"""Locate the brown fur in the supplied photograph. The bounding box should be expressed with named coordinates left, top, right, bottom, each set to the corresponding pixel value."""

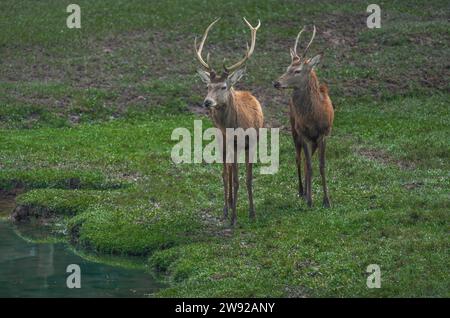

left=275, top=57, right=334, bottom=208
left=208, top=88, right=264, bottom=226
left=289, top=71, right=334, bottom=143
left=210, top=89, right=264, bottom=132
left=194, top=17, right=263, bottom=225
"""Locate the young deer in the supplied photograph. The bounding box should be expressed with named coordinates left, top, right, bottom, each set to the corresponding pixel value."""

left=273, top=26, right=334, bottom=208
left=194, top=18, right=264, bottom=226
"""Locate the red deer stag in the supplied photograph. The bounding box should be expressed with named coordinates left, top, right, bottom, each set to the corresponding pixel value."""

left=273, top=26, right=334, bottom=208
left=194, top=18, right=264, bottom=226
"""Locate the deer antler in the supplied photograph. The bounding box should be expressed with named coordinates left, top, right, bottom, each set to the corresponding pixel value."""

left=292, top=25, right=316, bottom=59
left=223, top=17, right=261, bottom=74
left=302, top=25, right=316, bottom=57
left=292, top=26, right=305, bottom=59
left=194, top=18, right=220, bottom=71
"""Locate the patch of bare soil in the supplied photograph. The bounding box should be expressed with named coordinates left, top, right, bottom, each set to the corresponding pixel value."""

left=403, top=181, right=424, bottom=190
left=0, top=187, right=24, bottom=197
left=356, top=147, right=415, bottom=170
left=284, top=285, right=310, bottom=298
left=188, top=104, right=209, bottom=116
left=199, top=208, right=234, bottom=238
left=321, top=12, right=366, bottom=49
left=1, top=10, right=448, bottom=127
left=0, top=193, right=16, bottom=219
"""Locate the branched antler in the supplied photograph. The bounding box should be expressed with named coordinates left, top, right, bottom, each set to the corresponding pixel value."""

left=194, top=18, right=220, bottom=72
left=223, top=17, right=261, bottom=74
left=292, top=25, right=316, bottom=60
left=194, top=18, right=261, bottom=76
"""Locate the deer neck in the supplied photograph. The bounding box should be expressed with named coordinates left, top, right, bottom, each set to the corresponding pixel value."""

left=292, top=71, right=320, bottom=114
left=211, top=88, right=238, bottom=132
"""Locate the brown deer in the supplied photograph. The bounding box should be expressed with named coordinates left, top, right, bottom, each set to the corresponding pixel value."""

left=194, top=18, right=264, bottom=226
left=273, top=26, right=334, bottom=208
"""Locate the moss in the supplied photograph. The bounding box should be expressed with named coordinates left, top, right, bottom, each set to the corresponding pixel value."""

left=67, top=204, right=203, bottom=255
left=15, top=189, right=106, bottom=215
left=149, top=247, right=181, bottom=273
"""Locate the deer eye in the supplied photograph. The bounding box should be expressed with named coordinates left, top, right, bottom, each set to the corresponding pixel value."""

left=294, top=70, right=301, bottom=74
left=221, top=85, right=227, bottom=90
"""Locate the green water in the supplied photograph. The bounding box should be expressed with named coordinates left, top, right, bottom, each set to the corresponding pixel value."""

left=0, top=198, right=163, bottom=297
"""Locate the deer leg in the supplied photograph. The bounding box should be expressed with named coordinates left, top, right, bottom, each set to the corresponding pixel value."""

left=294, top=140, right=304, bottom=198
left=221, top=141, right=228, bottom=218
left=222, top=143, right=230, bottom=220
left=302, top=142, right=313, bottom=208
left=245, top=148, right=255, bottom=220
left=222, top=162, right=229, bottom=219
left=303, top=159, right=308, bottom=201
left=231, top=160, right=239, bottom=227
left=319, top=139, right=331, bottom=208
left=291, top=121, right=304, bottom=197
left=228, top=164, right=233, bottom=213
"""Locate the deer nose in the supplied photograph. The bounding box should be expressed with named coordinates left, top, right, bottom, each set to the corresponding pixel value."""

left=203, top=99, right=213, bottom=108
left=273, top=81, right=281, bottom=89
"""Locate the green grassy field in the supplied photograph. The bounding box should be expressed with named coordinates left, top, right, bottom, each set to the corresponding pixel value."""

left=0, top=0, right=449, bottom=297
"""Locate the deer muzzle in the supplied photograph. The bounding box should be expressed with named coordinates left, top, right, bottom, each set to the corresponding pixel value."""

left=203, top=99, right=216, bottom=108
left=273, top=81, right=282, bottom=89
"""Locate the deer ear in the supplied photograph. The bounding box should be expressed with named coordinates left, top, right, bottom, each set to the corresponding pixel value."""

left=308, top=54, right=322, bottom=68
left=197, top=69, right=210, bottom=84
left=227, top=68, right=245, bottom=86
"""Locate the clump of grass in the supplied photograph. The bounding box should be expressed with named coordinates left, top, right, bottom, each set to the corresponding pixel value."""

left=15, top=188, right=108, bottom=216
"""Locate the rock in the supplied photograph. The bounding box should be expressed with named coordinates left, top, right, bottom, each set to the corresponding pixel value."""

left=68, top=177, right=81, bottom=189
left=10, top=205, right=29, bottom=222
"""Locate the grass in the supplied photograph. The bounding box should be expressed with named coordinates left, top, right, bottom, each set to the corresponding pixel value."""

left=0, top=0, right=449, bottom=297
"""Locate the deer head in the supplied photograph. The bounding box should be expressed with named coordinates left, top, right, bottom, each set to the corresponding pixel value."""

left=194, top=18, right=260, bottom=108
left=273, top=25, right=321, bottom=90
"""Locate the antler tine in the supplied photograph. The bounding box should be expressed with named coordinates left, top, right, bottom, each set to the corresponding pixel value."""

left=293, top=26, right=305, bottom=58
left=224, top=17, right=261, bottom=73
left=243, top=17, right=260, bottom=58
left=243, top=17, right=261, bottom=33
left=194, top=18, right=220, bottom=70
left=302, top=25, right=316, bottom=58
